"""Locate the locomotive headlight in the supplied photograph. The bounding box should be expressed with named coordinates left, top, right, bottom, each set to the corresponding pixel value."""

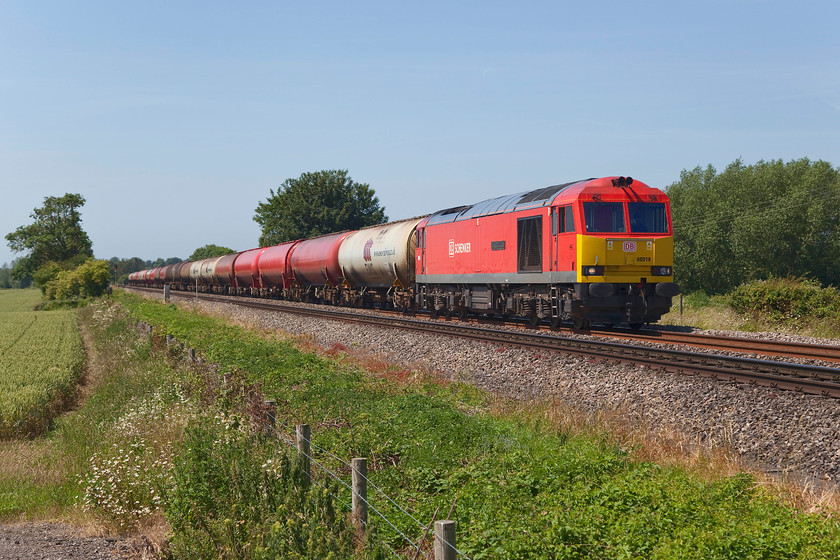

left=651, top=266, right=672, bottom=276
left=583, top=265, right=604, bottom=276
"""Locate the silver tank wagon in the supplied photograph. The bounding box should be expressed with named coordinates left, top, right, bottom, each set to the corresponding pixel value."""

left=338, top=218, right=423, bottom=289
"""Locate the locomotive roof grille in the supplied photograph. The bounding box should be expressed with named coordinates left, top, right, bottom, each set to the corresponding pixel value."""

left=426, top=178, right=595, bottom=225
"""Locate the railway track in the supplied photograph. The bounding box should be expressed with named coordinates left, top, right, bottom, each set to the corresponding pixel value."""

left=576, top=326, right=840, bottom=364
left=129, top=287, right=840, bottom=398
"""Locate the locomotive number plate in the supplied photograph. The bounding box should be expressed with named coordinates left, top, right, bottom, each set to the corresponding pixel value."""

left=623, top=241, right=637, bottom=252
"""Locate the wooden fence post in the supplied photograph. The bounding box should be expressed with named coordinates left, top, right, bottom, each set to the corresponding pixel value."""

left=296, top=424, right=311, bottom=480
left=352, top=458, right=367, bottom=530
left=434, top=520, right=456, bottom=560
left=264, top=400, right=276, bottom=429
left=163, top=284, right=170, bottom=303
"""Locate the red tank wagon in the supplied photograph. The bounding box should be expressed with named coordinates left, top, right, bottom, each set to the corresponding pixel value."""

left=258, top=241, right=301, bottom=295
left=233, top=248, right=267, bottom=294
left=288, top=232, right=352, bottom=304
left=213, top=253, right=239, bottom=292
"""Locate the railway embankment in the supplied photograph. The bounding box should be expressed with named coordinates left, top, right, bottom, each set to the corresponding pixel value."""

left=114, top=288, right=840, bottom=557
left=4, top=286, right=839, bottom=558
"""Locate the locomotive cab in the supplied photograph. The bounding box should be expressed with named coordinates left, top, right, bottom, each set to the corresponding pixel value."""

left=572, top=179, right=679, bottom=327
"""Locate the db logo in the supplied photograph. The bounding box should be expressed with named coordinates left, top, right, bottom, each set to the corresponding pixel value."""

left=623, top=241, right=637, bottom=252
left=363, top=239, right=373, bottom=262
left=448, top=239, right=455, bottom=257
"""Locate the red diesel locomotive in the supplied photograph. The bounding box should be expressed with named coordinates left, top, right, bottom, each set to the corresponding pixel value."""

left=129, top=176, right=678, bottom=328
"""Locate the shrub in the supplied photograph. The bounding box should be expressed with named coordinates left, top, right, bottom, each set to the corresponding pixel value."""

left=44, top=258, right=112, bottom=301
left=32, top=262, right=64, bottom=295
left=727, top=277, right=840, bottom=323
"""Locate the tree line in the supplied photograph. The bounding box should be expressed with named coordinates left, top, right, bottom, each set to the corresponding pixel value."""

left=667, top=158, right=840, bottom=294
left=6, top=163, right=839, bottom=298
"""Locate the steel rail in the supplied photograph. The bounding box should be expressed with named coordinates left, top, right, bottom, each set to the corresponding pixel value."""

left=580, top=327, right=840, bottom=363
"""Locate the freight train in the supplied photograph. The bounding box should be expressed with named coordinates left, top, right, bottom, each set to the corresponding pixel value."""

left=129, top=176, right=679, bottom=329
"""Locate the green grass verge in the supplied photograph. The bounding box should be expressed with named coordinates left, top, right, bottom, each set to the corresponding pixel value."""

left=118, top=291, right=840, bottom=559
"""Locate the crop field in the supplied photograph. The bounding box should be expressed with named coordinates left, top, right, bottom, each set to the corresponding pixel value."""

left=0, top=289, right=84, bottom=437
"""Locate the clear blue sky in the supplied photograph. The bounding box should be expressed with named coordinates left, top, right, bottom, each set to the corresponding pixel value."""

left=2, top=1, right=838, bottom=265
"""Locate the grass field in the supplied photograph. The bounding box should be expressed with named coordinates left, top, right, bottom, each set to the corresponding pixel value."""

left=0, top=289, right=84, bottom=438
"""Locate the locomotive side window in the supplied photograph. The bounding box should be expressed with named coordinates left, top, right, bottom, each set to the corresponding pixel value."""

left=551, top=206, right=575, bottom=234
left=563, top=206, right=575, bottom=233
left=628, top=203, right=668, bottom=233
left=517, top=216, right=543, bottom=272
left=583, top=202, right=626, bottom=233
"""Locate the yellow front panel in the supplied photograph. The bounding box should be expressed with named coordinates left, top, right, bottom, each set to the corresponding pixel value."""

left=576, top=235, right=674, bottom=283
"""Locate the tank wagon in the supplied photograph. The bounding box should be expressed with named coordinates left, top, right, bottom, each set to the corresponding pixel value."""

left=288, top=232, right=353, bottom=303
left=337, top=218, right=423, bottom=308
left=128, top=176, right=678, bottom=328
left=257, top=241, right=300, bottom=297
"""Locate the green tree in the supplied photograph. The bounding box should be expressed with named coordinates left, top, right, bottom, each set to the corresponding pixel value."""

left=0, top=262, right=32, bottom=289
left=188, top=244, right=235, bottom=261
left=5, top=193, right=93, bottom=281
left=253, top=169, right=387, bottom=246
left=668, top=158, right=840, bottom=294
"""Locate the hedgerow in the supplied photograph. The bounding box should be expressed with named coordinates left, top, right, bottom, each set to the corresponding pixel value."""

left=727, top=277, right=840, bottom=324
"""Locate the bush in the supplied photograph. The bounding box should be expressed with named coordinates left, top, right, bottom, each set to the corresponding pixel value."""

left=44, top=259, right=111, bottom=301
left=727, top=277, right=840, bottom=323
left=32, top=262, right=64, bottom=295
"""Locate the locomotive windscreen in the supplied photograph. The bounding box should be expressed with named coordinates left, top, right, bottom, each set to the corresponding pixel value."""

left=628, top=203, right=668, bottom=233
left=584, top=202, right=626, bottom=233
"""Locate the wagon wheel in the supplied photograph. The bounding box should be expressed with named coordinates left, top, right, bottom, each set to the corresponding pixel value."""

left=456, top=306, right=468, bottom=320
left=444, top=307, right=454, bottom=319
left=629, top=322, right=643, bottom=330
left=429, top=306, right=439, bottom=319
left=572, top=317, right=589, bottom=330
left=403, top=302, right=418, bottom=316
left=528, top=313, right=541, bottom=327
left=549, top=316, right=562, bottom=328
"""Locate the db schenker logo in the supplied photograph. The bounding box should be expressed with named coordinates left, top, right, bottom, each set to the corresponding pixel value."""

left=448, top=239, right=471, bottom=257
left=363, top=239, right=374, bottom=262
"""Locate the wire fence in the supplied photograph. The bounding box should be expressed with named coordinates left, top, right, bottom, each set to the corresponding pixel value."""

left=272, top=416, right=473, bottom=560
